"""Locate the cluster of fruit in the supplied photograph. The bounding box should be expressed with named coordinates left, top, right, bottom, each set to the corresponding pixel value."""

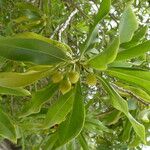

left=51, top=71, right=97, bottom=94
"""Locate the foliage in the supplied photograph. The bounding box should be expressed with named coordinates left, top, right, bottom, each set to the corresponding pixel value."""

left=0, top=0, right=150, bottom=149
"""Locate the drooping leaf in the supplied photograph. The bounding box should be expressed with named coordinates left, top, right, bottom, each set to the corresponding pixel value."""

left=115, top=82, right=150, bottom=103
left=0, top=86, right=30, bottom=96
left=43, top=89, right=74, bottom=129
left=20, top=84, right=58, bottom=118
left=0, top=34, right=70, bottom=65
left=54, top=82, right=85, bottom=148
left=81, top=0, right=111, bottom=54
left=98, top=76, right=145, bottom=143
left=0, top=109, right=17, bottom=142
left=107, top=68, right=150, bottom=94
left=0, top=65, right=51, bottom=87
left=88, top=37, right=120, bottom=70
left=119, top=5, right=138, bottom=43
left=116, top=40, right=150, bottom=61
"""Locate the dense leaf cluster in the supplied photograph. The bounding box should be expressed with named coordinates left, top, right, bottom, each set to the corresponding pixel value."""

left=0, top=0, right=150, bottom=149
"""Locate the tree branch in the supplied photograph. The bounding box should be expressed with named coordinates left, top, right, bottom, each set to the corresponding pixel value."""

left=50, top=9, right=78, bottom=40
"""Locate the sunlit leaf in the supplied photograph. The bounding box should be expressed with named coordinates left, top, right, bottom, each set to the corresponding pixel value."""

left=119, top=5, right=138, bottom=43
left=88, top=37, right=119, bottom=70
left=121, top=26, right=148, bottom=49
left=0, top=86, right=30, bottom=96
left=116, top=41, right=150, bottom=61
left=107, top=68, right=150, bottom=94
left=0, top=65, right=51, bottom=87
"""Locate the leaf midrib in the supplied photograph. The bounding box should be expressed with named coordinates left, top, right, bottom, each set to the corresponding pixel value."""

left=0, top=43, right=67, bottom=62
left=45, top=93, right=74, bottom=128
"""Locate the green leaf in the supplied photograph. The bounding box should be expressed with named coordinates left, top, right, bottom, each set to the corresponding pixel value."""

left=98, top=77, right=145, bottom=143
left=115, top=83, right=150, bottom=103
left=20, top=84, right=58, bottom=118
left=94, top=0, right=111, bottom=25
left=16, top=2, right=42, bottom=15
left=15, top=32, right=72, bottom=53
left=0, top=0, right=6, bottom=7
left=54, top=82, right=85, bottom=148
left=0, top=33, right=70, bottom=65
left=78, top=133, right=89, bottom=150
left=0, top=86, right=30, bottom=96
left=81, top=25, right=99, bottom=54
left=138, top=109, right=150, bottom=123
left=129, top=135, right=141, bottom=148
left=102, top=110, right=122, bottom=125
left=88, top=37, right=120, bottom=70
left=121, top=120, right=132, bottom=142
left=85, top=118, right=112, bottom=133
left=107, top=68, right=150, bottom=94
left=44, top=133, right=58, bottom=150
left=0, top=65, right=51, bottom=87
left=120, top=26, right=148, bottom=49
left=119, top=5, right=138, bottom=43
left=0, top=109, right=17, bottom=142
left=43, top=89, right=74, bottom=129
left=81, top=0, right=111, bottom=54
left=115, top=40, right=150, bottom=61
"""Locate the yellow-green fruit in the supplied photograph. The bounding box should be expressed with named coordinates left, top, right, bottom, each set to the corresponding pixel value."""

left=68, top=71, right=80, bottom=84
left=51, top=71, right=63, bottom=83
left=86, top=74, right=97, bottom=86
left=59, top=79, right=71, bottom=95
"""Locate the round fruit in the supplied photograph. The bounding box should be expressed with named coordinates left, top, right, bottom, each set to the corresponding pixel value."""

left=51, top=71, right=63, bottom=83
left=68, top=71, right=80, bottom=84
left=59, top=78, right=71, bottom=95
left=86, top=73, right=97, bottom=86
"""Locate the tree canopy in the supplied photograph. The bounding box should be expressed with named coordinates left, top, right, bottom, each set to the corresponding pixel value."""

left=0, top=0, right=150, bottom=149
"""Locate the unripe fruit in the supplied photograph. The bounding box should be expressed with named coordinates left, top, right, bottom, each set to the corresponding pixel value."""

left=51, top=71, right=63, bottom=83
left=86, top=73, right=97, bottom=86
left=59, top=78, right=71, bottom=95
left=68, top=71, right=80, bottom=84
